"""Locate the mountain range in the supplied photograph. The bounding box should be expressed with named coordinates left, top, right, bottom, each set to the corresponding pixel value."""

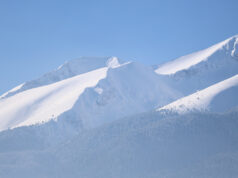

left=0, top=35, right=238, bottom=178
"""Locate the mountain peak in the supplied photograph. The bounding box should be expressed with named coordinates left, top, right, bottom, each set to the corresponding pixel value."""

left=0, top=60, right=180, bottom=131
left=155, top=35, right=238, bottom=75
left=106, top=57, right=121, bottom=68
left=1, top=56, right=123, bottom=99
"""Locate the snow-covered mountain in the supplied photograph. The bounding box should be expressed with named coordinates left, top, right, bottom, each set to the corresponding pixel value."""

left=0, top=57, right=181, bottom=132
left=155, top=35, right=238, bottom=113
left=155, top=35, right=238, bottom=75
left=1, top=57, right=123, bottom=99
left=156, top=35, right=238, bottom=96
left=158, top=74, right=238, bottom=113
left=0, top=35, right=238, bottom=132
left=0, top=35, right=238, bottom=178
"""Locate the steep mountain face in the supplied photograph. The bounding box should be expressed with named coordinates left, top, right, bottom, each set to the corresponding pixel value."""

left=156, top=35, right=238, bottom=96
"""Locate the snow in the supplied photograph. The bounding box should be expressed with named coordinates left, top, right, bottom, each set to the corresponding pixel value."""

left=57, top=61, right=182, bottom=129
left=94, top=87, right=103, bottom=94
left=0, top=83, right=24, bottom=99
left=158, top=74, right=238, bottom=113
left=1, top=35, right=238, bottom=132
left=0, top=67, right=108, bottom=131
left=1, top=57, right=123, bottom=99
left=106, top=56, right=121, bottom=68
left=232, top=37, right=238, bottom=57
left=0, top=35, right=238, bottom=178
left=0, top=61, right=181, bottom=132
left=155, top=35, right=238, bottom=75
left=154, top=35, right=238, bottom=99
left=1, top=35, right=238, bottom=131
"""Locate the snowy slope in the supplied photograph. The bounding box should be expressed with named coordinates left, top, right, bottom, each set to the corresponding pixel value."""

left=156, top=35, right=238, bottom=75
left=57, top=62, right=182, bottom=129
left=158, top=74, right=238, bottom=113
left=1, top=57, right=122, bottom=99
left=155, top=35, right=238, bottom=96
left=0, top=67, right=108, bottom=131
left=0, top=35, right=238, bottom=178
left=0, top=60, right=181, bottom=132
left=1, top=35, right=238, bottom=132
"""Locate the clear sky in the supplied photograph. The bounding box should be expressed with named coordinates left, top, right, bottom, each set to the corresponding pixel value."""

left=0, top=0, right=238, bottom=94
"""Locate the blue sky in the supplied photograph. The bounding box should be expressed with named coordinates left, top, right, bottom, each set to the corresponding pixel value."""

left=0, top=0, right=238, bottom=94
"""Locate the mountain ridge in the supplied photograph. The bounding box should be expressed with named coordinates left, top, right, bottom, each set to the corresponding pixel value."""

left=158, top=74, right=238, bottom=113
left=0, top=35, right=238, bottom=178
left=0, top=56, right=123, bottom=99
left=0, top=61, right=181, bottom=131
left=0, top=35, right=238, bottom=132
left=155, top=34, right=238, bottom=75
